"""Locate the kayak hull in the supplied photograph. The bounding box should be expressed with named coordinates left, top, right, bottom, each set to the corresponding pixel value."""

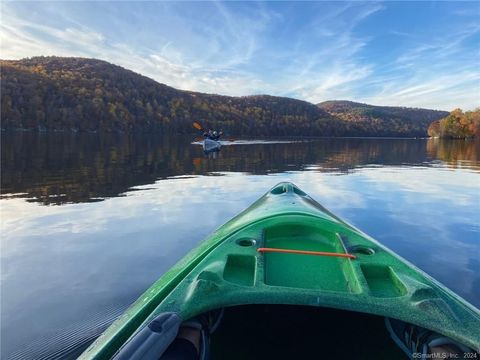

left=79, top=183, right=480, bottom=359
left=203, top=138, right=221, bottom=152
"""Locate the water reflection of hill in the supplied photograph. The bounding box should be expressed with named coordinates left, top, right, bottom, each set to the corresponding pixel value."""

left=1, top=132, right=478, bottom=205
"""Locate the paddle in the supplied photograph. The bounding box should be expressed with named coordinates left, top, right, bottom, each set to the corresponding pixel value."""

left=193, top=122, right=204, bottom=131
left=193, top=121, right=225, bottom=141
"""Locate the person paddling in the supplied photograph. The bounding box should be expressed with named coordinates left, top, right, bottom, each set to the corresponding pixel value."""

left=211, top=131, right=222, bottom=141
left=202, top=129, right=222, bottom=141
left=194, top=121, right=222, bottom=141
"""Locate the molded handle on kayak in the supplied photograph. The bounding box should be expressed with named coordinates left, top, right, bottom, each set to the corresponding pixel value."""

left=112, top=312, right=181, bottom=360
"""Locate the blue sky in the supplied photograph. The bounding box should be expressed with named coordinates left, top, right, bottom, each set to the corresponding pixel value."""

left=1, top=1, right=479, bottom=110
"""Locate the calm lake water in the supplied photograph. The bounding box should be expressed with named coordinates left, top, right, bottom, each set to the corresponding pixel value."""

left=1, top=132, right=479, bottom=359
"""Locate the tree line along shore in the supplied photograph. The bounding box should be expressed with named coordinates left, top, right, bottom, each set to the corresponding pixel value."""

left=1, top=56, right=477, bottom=138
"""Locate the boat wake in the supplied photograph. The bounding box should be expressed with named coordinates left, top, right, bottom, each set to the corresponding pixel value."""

left=191, top=139, right=308, bottom=146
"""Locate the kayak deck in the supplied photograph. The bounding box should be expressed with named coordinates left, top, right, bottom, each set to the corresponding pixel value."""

left=262, top=222, right=359, bottom=291
left=80, top=182, right=480, bottom=359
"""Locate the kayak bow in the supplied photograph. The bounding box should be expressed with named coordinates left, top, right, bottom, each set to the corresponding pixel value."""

left=79, top=182, right=480, bottom=359
left=203, top=138, right=221, bottom=153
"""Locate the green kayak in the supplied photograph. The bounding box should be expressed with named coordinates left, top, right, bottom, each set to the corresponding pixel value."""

left=80, top=182, right=479, bottom=359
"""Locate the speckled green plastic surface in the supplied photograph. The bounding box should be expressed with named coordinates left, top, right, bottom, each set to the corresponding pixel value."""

left=79, top=182, right=480, bottom=359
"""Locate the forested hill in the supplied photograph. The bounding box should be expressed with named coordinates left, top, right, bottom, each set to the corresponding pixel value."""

left=317, top=101, right=449, bottom=137
left=1, top=56, right=448, bottom=136
left=0, top=57, right=335, bottom=135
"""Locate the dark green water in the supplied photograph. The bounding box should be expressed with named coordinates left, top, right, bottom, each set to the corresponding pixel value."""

left=1, top=132, right=479, bottom=359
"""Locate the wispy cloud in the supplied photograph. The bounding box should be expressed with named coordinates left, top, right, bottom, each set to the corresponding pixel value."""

left=394, top=23, right=480, bottom=66
left=362, top=21, right=480, bottom=110
left=0, top=2, right=273, bottom=95
left=0, top=1, right=478, bottom=109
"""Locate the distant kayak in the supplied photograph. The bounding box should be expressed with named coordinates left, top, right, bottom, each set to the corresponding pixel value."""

left=192, top=139, right=308, bottom=146
left=79, top=183, right=479, bottom=359
left=203, top=138, right=221, bottom=152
